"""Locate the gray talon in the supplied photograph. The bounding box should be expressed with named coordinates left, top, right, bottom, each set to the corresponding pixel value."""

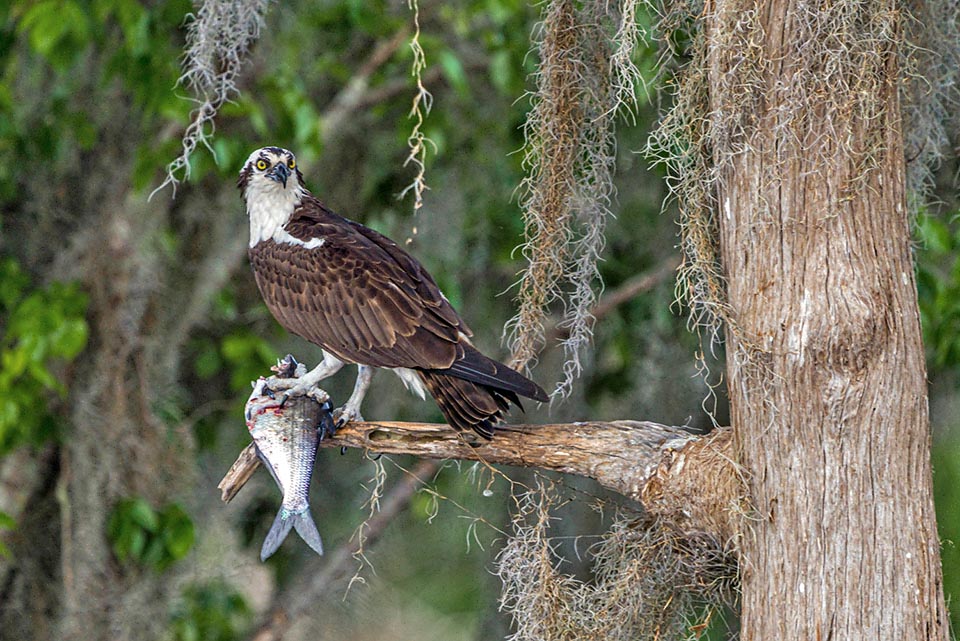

left=318, top=405, right=337, bottom=440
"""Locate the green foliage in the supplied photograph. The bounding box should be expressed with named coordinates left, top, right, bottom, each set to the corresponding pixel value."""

left=3, top=0, right=191, bottom=199
left=932, top=438, right=960, bottom=630
left=0, top=258, right=88, bottom=454
left=107, top=497, right=195, bottom=571
left=916, top=212, right=960, bottom=370
left=168, top=581, right=252, bottom=641
left=220, top=329, right=278, bottom=392
left=17, top=0, right=91, bottom=69
left=0, top=510, right=15, bottom=558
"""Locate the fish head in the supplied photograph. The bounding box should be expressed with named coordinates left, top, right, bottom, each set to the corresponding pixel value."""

left=245, top=377, right=284, bottom=431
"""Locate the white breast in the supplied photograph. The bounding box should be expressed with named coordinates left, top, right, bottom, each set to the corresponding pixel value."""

left=247, top=185, right=310, bottom=248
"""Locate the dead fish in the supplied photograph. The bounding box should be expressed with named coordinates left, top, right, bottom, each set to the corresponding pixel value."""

left=245, top=374, right=335, bottom=561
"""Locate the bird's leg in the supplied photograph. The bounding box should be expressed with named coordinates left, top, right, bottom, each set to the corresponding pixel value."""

left=270, top=351, right=344, bottom=406
left=334, top=365, right=374, bottom=428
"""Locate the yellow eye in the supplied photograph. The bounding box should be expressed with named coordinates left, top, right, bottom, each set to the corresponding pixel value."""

left=255, top=159, right=268, bottom=171
left=288, top=158, right=296, bottom=169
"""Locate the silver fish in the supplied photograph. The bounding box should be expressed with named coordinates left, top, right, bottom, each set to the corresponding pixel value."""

left=245, top=372, right=334, bottom=561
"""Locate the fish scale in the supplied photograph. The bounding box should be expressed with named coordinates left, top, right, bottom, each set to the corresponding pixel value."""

left=245, top=372, right=331, bottom=561
left=250, top=409, right=318, bottom=515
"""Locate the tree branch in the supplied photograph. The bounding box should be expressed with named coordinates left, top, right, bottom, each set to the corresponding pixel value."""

left=320, top=28, right=411, bottom=142
left=220, top=403, right=741, bottom=545
left=588, top=257, right=681, bottom=322
left=545, top=256, right=680, bottom=342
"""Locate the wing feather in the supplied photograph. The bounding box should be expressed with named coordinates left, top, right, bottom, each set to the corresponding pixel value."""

left=249, top=199, right=468, bottom=370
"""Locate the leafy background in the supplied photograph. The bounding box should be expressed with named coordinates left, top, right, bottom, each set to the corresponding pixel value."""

left=0, top=0, right=957, bottom=639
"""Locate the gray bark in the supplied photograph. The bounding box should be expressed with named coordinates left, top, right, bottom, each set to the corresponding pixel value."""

left=706, top=0, right=949, bottom=637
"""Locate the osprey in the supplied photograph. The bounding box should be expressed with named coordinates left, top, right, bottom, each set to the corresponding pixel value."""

left=239, top=146, right=548, bottom=438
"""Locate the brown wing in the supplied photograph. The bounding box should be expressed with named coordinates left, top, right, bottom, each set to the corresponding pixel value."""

left=248, top=200, right=470, bottom=370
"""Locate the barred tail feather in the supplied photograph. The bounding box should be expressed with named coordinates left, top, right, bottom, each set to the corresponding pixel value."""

left=418, top=370, right=520, bottom=438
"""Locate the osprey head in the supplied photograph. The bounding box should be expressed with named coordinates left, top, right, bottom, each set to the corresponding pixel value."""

left=240, top=146, right=310, bottom=247
left=238, top=146, right=304, bottom=196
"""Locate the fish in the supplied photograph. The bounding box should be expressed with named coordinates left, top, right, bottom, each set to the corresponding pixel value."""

left=244, top=363, right=336, bottom=561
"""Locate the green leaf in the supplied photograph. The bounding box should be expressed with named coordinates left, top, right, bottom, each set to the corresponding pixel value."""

left=918, top=215, right=951, bottom=254
left=18, top=0, right=91, bottom=67
left=114, top=0, right=148, bottom=50
left=220, top=334, right=253, bottom=361
left=160, top=505, right=195, bottom=561
left=489, top=50, right=514, bottom=95
left=27, top=360, right=60, bottom=393
left=19, top=1, right=69, bottom=57
left=0, top=398, right=21, bottom=431
left=127, top=498, right=160, bottom=533
left=141, top=536, right=166, bottom=568
left=128, top=527, right=147, bottom=562
left=0, top=259, right=28, bottom=310
left=439, top=50, right=470, bottom=98
left=2, top=347, right=28, bottom=379
left=193, top=340, right=222, bottom=380
left=51, top=318, right=89, bottom=358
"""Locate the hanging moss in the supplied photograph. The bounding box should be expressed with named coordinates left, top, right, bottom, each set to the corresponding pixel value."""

left=507, top=0, right=645, bottom=399
left=496, top=482, right=735, bottom=641
left=647, top=0, right=959, bottom=361
left=155, top=0, right=273, bottom=196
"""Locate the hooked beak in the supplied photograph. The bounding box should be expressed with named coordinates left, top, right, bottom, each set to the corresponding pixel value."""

left=267, top=163, right=290, bottom=188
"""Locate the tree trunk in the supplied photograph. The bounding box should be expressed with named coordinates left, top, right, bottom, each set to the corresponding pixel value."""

left=707, top=0, right=949, bottom=638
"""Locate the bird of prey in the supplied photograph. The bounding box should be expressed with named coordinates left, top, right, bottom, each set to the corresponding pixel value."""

left=238, top=146, right=548, bottom=438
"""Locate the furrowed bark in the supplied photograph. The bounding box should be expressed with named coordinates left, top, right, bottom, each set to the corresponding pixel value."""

left=707, top=0, right=949, bottom=638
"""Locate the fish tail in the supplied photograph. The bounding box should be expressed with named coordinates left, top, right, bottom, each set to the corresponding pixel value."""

left=260, top=510, right=296, bottom=561
left=260, top=508, right=324, bottom=561
left=292, top=508, right=324, bottom=556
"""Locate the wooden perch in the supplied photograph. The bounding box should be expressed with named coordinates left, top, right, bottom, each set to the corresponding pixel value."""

left=220, top=395, right=743, bottom=546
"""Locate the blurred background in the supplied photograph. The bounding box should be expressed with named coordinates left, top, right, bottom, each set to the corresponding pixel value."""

left=0, top=0, right=957, bottom=639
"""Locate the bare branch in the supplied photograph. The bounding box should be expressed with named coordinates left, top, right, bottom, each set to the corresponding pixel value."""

left=220, top=398, right=741, bottom=544
left=320, top=28, right=411, bottom=142
left=588, top=257, right=681, bottom=322
left=218, top=441, right=261, bottom=503
left=322, top=419, right=698, bottom=502
left=546, top=256, right=680, bottom=342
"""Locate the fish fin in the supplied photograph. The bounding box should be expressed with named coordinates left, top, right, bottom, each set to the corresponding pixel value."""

left=260, top=509, right=296, bottom=561
left=260, top=508, right=324, bottom=561
left=293, top=507, right=324, bottom=556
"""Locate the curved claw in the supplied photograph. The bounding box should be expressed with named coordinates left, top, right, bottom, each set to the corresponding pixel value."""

left=332, top=406, right=363, bottom=430
left=318, top=401, right=337, bottom=440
